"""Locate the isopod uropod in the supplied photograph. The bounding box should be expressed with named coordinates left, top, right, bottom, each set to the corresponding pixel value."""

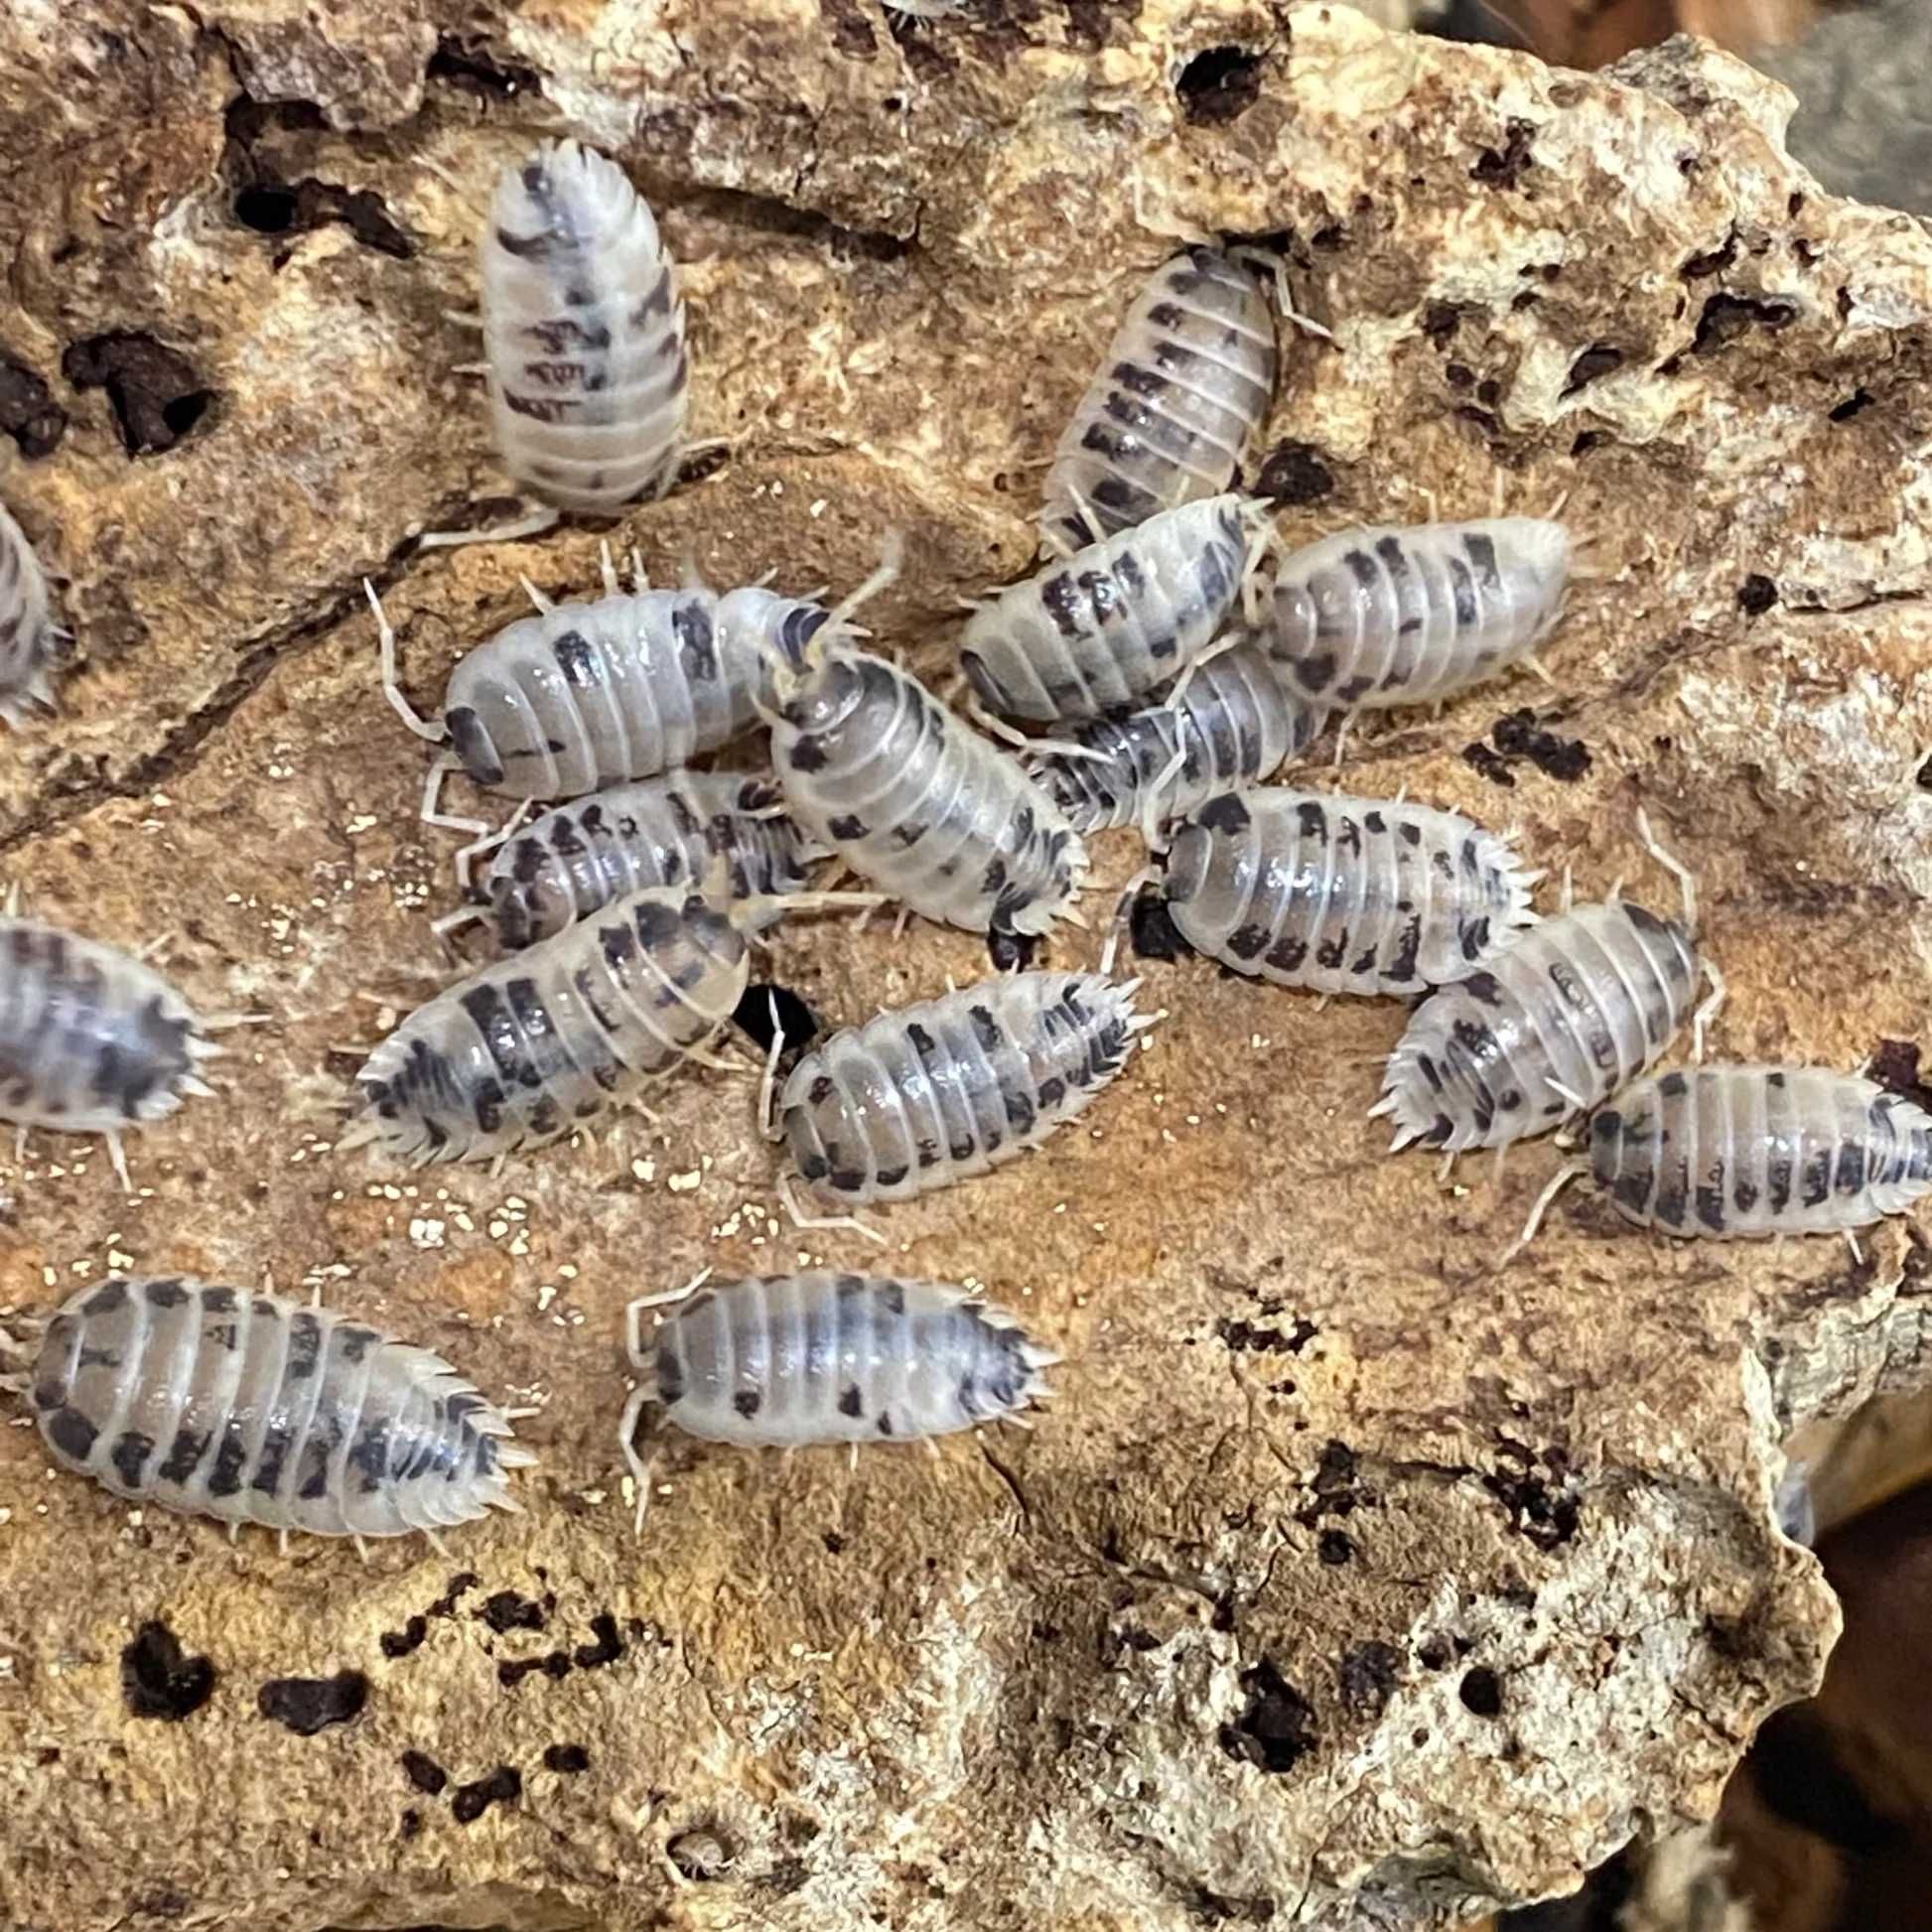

left=1040, top=247, right=1278, bottom=550
left=777, top=971, right=1150, bottom=1217
left=618, top=1272, right=1057, bottom=1525
left=6, top=1276, right=533, bottom=1549
left=340, top=887, right=751, bottom=1167
left=1262, top=517, right=1571, bottom=711
left=481, top=139, right=689, bottom=515
left=475, top=772, right=826, bottom=948
left=1160, top=787, right=1538, bottom=996
left=0, top=914, right=227, bottom=1187
left=1512, top=1065, right=1932, bottom=1253
left=0, top=500, right=63, bottom=728
left=962, top=494, right=1255, bottom=723
left=1026, top=640, right=1327, bottom=834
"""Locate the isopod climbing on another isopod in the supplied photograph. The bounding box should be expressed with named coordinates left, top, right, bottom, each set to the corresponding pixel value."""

left=0, top=499, right=66, bottom=728
left=618, top=1271, right=1058, bottom=1531
left=1, top=1276, right=536, bottom=1554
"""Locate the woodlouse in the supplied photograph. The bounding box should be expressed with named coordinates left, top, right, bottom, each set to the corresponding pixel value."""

left=1026, top=640, right=1327, bottom=834
left=962, top=494, right=1256, bottom=723
left=0, top=499, right=63, bottom=727
left=769, top=640, right=1088, bottom=938
left=472, top=773, right=826, bottom=948
left=0, top=914, right=227, bottom=1188
left=481, top=140, right=688, bottom=515
left=1040, top=248, right=1278, bottom=550
left=1514, top=1066, right=1932, bottom=1252
left=9, top=1277, right=534, bottom=1550
left=1263, top=517, right=1571, bottom=710
left=619, top=1272, right=1056, bottom=1524
left=776, top=971, right=1150, bottom=1221
left=340, top=887, right=751, bottom=1167
left=1161, top=787, right=1538, bottom=996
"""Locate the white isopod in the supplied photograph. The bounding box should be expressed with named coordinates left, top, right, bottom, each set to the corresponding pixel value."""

left=1263, top=517, right=1571, bottom=711
left=0, top=499, right=64, bottom=727
left=5, top=1276, right=533, bottom=1552
left=481, top=140, right=689, bottom=516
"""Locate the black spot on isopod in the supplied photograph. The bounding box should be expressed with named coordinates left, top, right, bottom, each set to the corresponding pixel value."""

left=47, top=1406, right=98, bottom=1462
left=452, top=1765, right=522, bottom=1824
left=733, top=1389, right=762, bottom=1419
left=1219, top=1658, right=1317, bottom=1774
left=544, top=1741, right=592, bottom=1773
left=122, top=1620, right=216, bottom=1722
left=838, top=1386, right=865, bottom=1418
left=1458, top=1667, right=1504, bottom=1718
left=63, top=333, right=213, bottom=455
left=259, top=1671, right=368, bottom=1735
left=401, top=1748, right=448, bottom=1794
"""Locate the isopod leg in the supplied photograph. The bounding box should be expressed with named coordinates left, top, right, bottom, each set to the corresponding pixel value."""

left=1499, top=1162, right=1587, bottom=1264
left=1101, top=867, right=1157, bottom=977
left=420, top=757, right=492, bottom=843
left=102, top=1129, right=131, bottom=1193
left=366, top=579, right=447, bottom=743
left=415, top=504, right=562, bottom=551
left=1634, top=805, right=1700, bottom=932
left=758, top=995, right=786, bottom=1143
left=1693, top=956, right=1727, bottom=1062
left=776, top=1171, right=888, bottom=1247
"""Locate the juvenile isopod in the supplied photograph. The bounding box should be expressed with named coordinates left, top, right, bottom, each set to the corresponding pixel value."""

left=467, top=772, right=826, bottom=948
left=481, top=140, right=688, bottom=517
left=0, top=499, right=64, bottom=727
left=1509, top=1065, right=1932, bottom=1255
left=1159, top=787, right=1537, bottom=996
left=769, top=636, right=1088, bottom=940
left=1262, top=517, right=1571, bottom=711
left=1026, top=640, right=1326, bottom=834
left=0, top=911, right=234, bottom=1187
left=4, top=1276, right=534, bottom=1551
left=340, top=886, right=753, bottom=1167
left=1040, top=248, right=1278, bottom=550
left=618, top=1272, right=1057, bottom=1526
left=775, top=971, right=1150, bottom=1225
left=962, top=494, right=1256, bottom=723
left=1372, top=817, right=1723, bottom=1157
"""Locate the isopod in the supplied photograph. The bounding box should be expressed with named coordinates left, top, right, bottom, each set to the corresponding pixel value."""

left=0, top=914, right=228, bottom=1188
left=769, top=640, right=1088, bottom=939
left=777, top=971, right=1149, bottom=1217
left=482, top=140, right=688, bottom=515
left=1040, top=248, right=1278, bottom=550
left=1262, top=517, right=1571, bottom=710
left=618, top=1272, right=1056, bottom=1523
left=1026, top=641, right=1326, bottom=834
left=0, top=500, right=63, bottom=727
left=1511, top=1065, right=1932, bottom=1253
left=474, top=773, right=826, bottom=948
left=1160, top=787, right=1537, bottom=996
left=7, top=1276, right=533, bottom=1549
left=962, top=494, right=1255, bottom=723
left=340, top=887, right=751, bottom=1166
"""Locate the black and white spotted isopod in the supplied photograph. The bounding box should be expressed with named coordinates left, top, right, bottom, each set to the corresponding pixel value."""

left=1040, top=248, right=1278, bottom=550
left=962, top=495, right=1255, bottom=723
left=0, top=499, right=63, bottom=728
left=481, top=140, right=688, bottom=515
left=1161, top=787, right=1538, bottom=996
left=7, top=1276, right=534, bottom=1549
left=475, top=773, right=826, bottom=948
left=1263, top=517, right=1571, bottom=710
left=777, top=971, right=1150, bottom=1214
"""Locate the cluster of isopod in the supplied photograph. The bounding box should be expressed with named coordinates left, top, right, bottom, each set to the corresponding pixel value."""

left=2, top=117, right=1919, bottom=1558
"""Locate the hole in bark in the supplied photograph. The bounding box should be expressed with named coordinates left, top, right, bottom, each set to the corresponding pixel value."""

left=544, top=1742, right=592, bottom=1773
left=1561, top=345, right=1622, bottom=397
left=401, top=1748, right=448, bottom=1794
left=1339, top=1640, right=1402, bottom=1716
left=1317, top=1529, right=1354, bottom=1566
left=0, top=348, right=68, bottom=457
left=1176, top=46, right=1263, bottom=124
left=259, top=1671, right=368, bottom=1734
left=1829, top=387, right=1874, bottom=422
left=733, top=981, right=820, bottom=1055
left=1220, top=1657, right=1317, bottom=1773
left=63, top=333, right=214, bottom=455
left=121, top=1620, right=216, bottom=1721
left=1692, top=293, right=1796, bottom=355
left=451, top=1764, right=522, bottom=1824
left=1471, top=118, right=1537, bottom=188
left=1254, top=440, right=1335, bottom=505
left=988, top=928, right=1041, bottom=971
left=231, top=180, right=415, bottom=259
left=427, top=33, right=541, bottom=98
left=233, top=185, right=297, bottom=232
left=1737, top=573, right=1777, bottom=616
left=1489, top=709, right=1590, bottom=783
left=478, top=1588, right=547, bottom=1634
left=1129, top=887, right=1190, bottom=962
left=1459, top=1666, right=1504, bottom=1717
left=1867, top=1038, right=1932, bottom=1109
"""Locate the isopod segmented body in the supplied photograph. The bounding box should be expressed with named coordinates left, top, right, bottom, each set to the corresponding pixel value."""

left=770, top=645, right=1087, bottom=937
left=621, top=1274, right=1055, bottom=1453
left=1028, top=641, right=1325, bottom=832
left=1040, top=248, right=1277, bottom=550
left=963, top=495, right=1251, bottom=723
left=1588, top=1065, right=1932, bottom=1239
left=1263, top=518, right=1571, bottom=710
left=20, top=1276, right=532, bottom=1541
left=0, top=917, right=219, bottom=1183
left=483, top=773, right=825, bottom=948
left=1374, top=899, right=1698, bottom=1153
left=1162, top=788, right=1536, bottom=996
left=342, top=888, right=747, bottom=1166
left=0, top=500, right=62, bottom=727
left=483, top=140, right=688, bottom=514
left=780, top=971, right=1148, bottom=1205
left=419, top=584, right=828, bottom=799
